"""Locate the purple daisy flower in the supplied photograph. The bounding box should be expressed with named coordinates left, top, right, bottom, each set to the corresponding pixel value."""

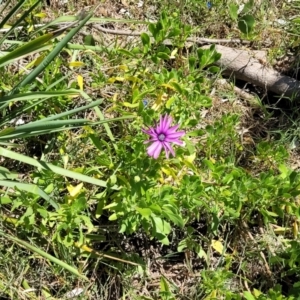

left=142, top=115, right=185, bottom=159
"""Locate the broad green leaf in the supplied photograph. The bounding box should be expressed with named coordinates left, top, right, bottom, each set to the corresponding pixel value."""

left=141, top=32, right=150, bottom=47
left=243, top=291, right=256, bottom=300
left=136, top=207, right=152, bottom=219
left=241, top=0, right=254, bottom=14
left=0, top=167, right=19, bottom=180
left=161, top=205, right=183, bottom=228
left=229, top=3, right=238, bottom=21
left=83, top=34, right=96, bottom=46
left=238, top=15, right=255, bottom=35
left=151, top=216, right=171, bottom=235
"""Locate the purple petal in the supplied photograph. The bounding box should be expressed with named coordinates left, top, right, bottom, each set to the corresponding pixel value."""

left=158, top=115, right=169, bottom=133
left=166, top=131, right=185, bottom=139
left=144, top=137, right=159, bottom=144
left=163, top=115, right=172, bottom=131
left=163, top=142, right=175, bottom=157
left=162, top=143, right=170, bottom=158
left=167, top=124, right=179, bottom=133
left=165, top=139, right=184, bottom=146
left=148, top=133, right=159, bottom=139
left=147, top=141, right=163, bottom=159
left=142, top=115, right=185, bottom=159
left=142, top=127, right=156, bottom=136
left=157, top=115, right=164, bottom=133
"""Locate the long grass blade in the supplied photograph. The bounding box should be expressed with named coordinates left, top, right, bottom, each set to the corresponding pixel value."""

left=9, top=8, right=95, bottom=95
left=0, top=180, right=59, bottom=210
left=0, top=0, right=26, bottom=29
left=32, top=98, right=103, bottom=122
left=0, top=147, right=117, bottom=189
left=79, top=91, right=117, bottom=146
left=0, top=33, right=57, bottom=68
left=0, top=90, right=80, bottom=104
left=0, top=231, right=88, bottom=281
left=0, top=115, right=134, bottom=140
left=0, top=0, right=42, bottom=46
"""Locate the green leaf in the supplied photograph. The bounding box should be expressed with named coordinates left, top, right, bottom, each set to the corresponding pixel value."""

left=84, top=34, right=95, bottom=46
left=136, top=207, right=152, bottom=219
left=141, top=32, right=150, bottom=47
left=0, top=33, right=54, bottom=68
left=208, top=66, right=220, bottom=73
left=0, top=89, right=80, bottom=105
left=0, top=0, right=27, bottom=33
left=148, top=23, right=157, bottom=40
left=132, top=88, right=155, bottom=102
left=243, top=291, right=256, bottom=300
left=0, top=0, right=41, bottom=46
left=229, top=3, right=238, bottom=21
left=0, top=127, right=15, bottom=137
left=160, top=276, right=170, bottom=292
left=0, top=167, right=18, bottom=180
left=188, top=56, right=196, bottom=70
left=117, top=49, right=136, bottom=57
left=161, top=205, right=184, bottom=228
left=109, top=213, right=118, bottom=221
left=0, top=180, right=58, bottom=209
left=241, top=0, right=254, bottom=14
left=9, top=7, right=95, bottom=95
left=170, top=82, right=183, bottom=94
left=157, top=52, right=170, bottom=60
left=151, top=216, right=171, bottom=235
left=238, top=15, right=255, bottom=35
left=0, top=231, right=88, bottom=280
left=177, top=239, right=187, bottom=252
left=0, top=147, right=117, bottom=189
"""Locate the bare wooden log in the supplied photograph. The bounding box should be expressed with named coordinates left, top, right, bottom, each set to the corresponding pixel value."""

left=203, top=45, right=300, bottom=100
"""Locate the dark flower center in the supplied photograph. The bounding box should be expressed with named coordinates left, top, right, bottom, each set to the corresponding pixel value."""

left=158, top=133, right=166, bottom=141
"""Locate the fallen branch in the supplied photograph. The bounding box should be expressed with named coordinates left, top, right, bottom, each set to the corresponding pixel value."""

left=202, top=45, right=300, bottom=100
left=2, top=20, right=297, bottom=100
left=92, top=24, right=251, bottom=45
